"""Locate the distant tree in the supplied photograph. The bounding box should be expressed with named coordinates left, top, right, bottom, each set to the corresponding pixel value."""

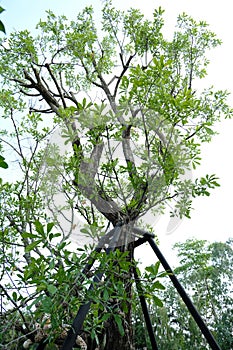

left=0, top=2, right=232, bottom=349
left=136, top=239, right=233, bottom=350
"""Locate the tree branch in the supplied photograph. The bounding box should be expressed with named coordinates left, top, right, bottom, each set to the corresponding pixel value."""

left=113, top=53, right=136, bottom=98
left=45, top=63, right=67, bottom=108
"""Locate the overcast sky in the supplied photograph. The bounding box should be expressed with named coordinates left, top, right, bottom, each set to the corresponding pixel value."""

left=1, top=0, right=233, bottom=265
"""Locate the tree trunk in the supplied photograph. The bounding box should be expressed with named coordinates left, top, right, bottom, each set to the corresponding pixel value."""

left=103, top=314, right=134, bottom=350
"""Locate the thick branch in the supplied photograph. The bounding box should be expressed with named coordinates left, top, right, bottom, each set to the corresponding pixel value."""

left=45, top=63, right=67, bottom=108
left=77, top=143, right=124, bottom=225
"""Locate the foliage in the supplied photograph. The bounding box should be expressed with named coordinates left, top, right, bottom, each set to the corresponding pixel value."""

left=0, top=2, right=232, bottom=349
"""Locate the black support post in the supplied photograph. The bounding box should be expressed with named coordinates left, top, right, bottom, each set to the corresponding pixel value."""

left=61, top=273, right=102, bottom=350
left=133, top=265, right=158, bottom=350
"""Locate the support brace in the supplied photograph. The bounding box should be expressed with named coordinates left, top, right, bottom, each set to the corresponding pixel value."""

left=60, top=226, right=221, bottom=350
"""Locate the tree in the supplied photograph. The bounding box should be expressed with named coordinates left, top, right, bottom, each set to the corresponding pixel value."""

left=138, top=239, right=233, bottom=350
left=0, top=2, right=232, bottom=349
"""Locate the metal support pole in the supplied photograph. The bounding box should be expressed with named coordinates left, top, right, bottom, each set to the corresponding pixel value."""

left=61, top=272, right=103, bottom=350
left=133, top=266, right=158, bottom=350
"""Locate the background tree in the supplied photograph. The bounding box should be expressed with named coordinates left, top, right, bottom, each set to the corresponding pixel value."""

left=0, top=2, right=232, bottom=349
left=134, top=239, right=233, bottom=350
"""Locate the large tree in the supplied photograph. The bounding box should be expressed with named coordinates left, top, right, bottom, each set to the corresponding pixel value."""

left=0, top=2, right=232, bottom=349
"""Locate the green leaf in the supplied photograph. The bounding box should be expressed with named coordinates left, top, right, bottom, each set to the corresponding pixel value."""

left=113, top=314, right=124, bottom=336
left=0, top=20, right=5, bottom=34
left=48, top=232, right=61, bottom=241
left=145, top=266, right=154, bottom=274
left=0, top=7, right=5, bottom=14
left=102, top=312, right=111, bottom=322
left=25, top=240, right=42, bottom=252
left=80, top=227, right=90, bottom=235
left=34, top=220, right=45, bottom=236
left=153, top=261, right=160, bottom=276
left=82, top=97, right=86, bottom=108
left=12, top=291, right=17, bottom=302
left=49, top=260, right=55, bottom=269
left=0, top=155, right=8, bottom=168
left=21, top=232, right=39, bottom=239
left=47, top=284, right=57, bottom=295
left=152, top=280, right=165, bottom=290
left=41, top=295, right=53, bottom=310
left=204, top=126, right=215, bottom=135
left=103, top=289, right=109, bottom=301
left=157, top=271, right=169, bottom=278
left=57, top=242, right=67, bottom=250
left=145, top=261, right=160, bottom=277
left=47, top=222, right=54, bottom=234
left=152, top=295, right=163, bottom=307
left=29, top=295, right=44, bottom=308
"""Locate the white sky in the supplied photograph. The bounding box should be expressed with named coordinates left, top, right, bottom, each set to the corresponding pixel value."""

left=1, top=0, right=233, bottom=266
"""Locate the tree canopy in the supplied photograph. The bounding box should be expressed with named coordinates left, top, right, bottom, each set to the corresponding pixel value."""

left=0, top=2, right=232, bottom=349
